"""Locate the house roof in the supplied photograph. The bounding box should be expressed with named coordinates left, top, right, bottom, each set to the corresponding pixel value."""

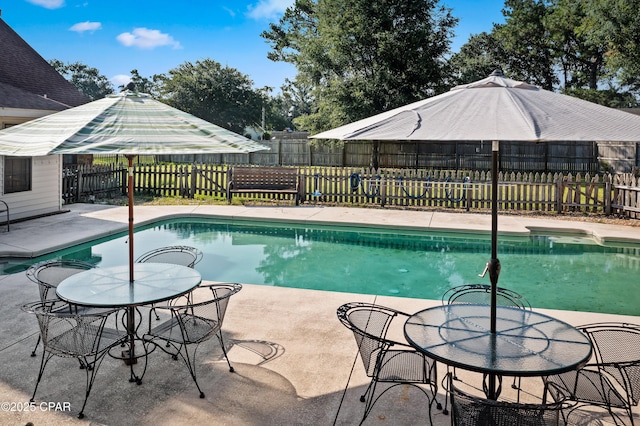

left=0, top=17, right=89, bottom=110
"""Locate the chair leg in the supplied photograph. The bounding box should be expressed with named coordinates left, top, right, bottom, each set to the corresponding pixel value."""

left=77, top=352, right=109, bottom=419
left=511, top=376, right=522, bottom=402
left=216, top=331, right=234, bottom=372
left=30, top=335, right=41, bottom=357
left=30, top=351, right=54, bottom=404
left=175, top=342, right=206, bottom=398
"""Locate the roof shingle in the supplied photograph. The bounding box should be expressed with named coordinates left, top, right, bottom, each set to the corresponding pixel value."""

left=0, top=17, right=90, bottom=109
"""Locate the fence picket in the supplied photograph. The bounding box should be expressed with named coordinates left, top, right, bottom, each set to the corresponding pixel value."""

left=61, top=164, right=639, bottom=219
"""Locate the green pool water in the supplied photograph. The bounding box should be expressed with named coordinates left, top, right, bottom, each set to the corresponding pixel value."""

left=5, top=218, right=640, bottom=316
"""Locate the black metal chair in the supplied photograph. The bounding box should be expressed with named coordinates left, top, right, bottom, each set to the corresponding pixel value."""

left=545, top=322, right=640, bottom=426
left=443, top=283, right=532, bottom=404
left=448, top=373, right=569, bottom=426
left=22, top=299, right=127, bottom=419
left=25, top=259, right=98, bottom=357
left=337, top=302, right=441, bottom=425
left=142, top=282, right=242, bottom=398
left=442, top=283, right=531, bottom=310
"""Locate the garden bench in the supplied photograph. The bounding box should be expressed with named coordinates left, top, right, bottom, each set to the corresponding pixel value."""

left=226, top=166, right=301, bottom=205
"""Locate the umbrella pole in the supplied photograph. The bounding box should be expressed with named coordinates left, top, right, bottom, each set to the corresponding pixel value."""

left=489, top=141, right=501, bottom=332
left=127, top=155, right=135, bottom=283
left=487, top=140, right=501, bottom=400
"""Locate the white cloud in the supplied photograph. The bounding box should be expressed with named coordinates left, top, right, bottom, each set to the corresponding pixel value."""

left=110, top=74, right=131, bottom=88
left=27, top=0, right=64, bottom=9
left=247, top=0, right=293, bottom=20
left=116, top=28, right=182, bottom=50
left=69, top=21, right=102, bottom=33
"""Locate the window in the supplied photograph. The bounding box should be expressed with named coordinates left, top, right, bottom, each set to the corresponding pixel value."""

left=4, top=157, right=32, bottom=193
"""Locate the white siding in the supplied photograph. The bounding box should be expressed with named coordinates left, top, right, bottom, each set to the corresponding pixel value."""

left=1, top=155, right=62, bottom=221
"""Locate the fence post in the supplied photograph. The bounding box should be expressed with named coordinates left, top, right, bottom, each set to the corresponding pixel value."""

left=465, top=178, right=471, bottom=212
left=190, top=165, right=197, bottom=199
left=121, top=168, right=127, bottom=196
left=556, top=177, right=563, bottom=213
left=76, top=166, right=83, bottom=203
left=604, top=175, right=612, bottom=215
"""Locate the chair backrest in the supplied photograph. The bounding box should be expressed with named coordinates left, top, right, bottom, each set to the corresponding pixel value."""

left=135, top=246, right=203, bottom=268
left=443, top=284, right=531, bottom=310
left=171, top=283, right=242, bottom=344
left=26, top=259, right=96, bottom=301
left=337, top=302, right=403, bottom=377
left=22, top=299, right=119, bottom=357
left=449, top=376, right=565, bottom=426
left=581, top=322, right=640, bottom=405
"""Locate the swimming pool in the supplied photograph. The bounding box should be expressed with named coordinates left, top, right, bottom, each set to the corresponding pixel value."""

left=7, top=218, right=640, bottom=316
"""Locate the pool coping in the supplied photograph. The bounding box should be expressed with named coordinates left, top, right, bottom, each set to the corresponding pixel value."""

left=0, top=203, right=638, bottom=259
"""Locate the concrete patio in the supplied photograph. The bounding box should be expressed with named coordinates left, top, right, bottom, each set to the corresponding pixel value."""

left=0, top=204, right=638, bottom=425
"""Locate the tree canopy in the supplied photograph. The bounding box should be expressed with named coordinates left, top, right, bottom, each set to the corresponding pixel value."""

left=49, top=60, right=114, bottom=101
left=156, top=59, right=265, bottom=135
left=449, top=0, right=639, bottom=106
left=262, top=0, right=458, bottom=133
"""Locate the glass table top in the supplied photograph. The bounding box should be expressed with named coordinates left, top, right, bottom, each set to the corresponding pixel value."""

left=404, top=304, right=593, bottom=376
left=56, top=263, right=202, bottom=308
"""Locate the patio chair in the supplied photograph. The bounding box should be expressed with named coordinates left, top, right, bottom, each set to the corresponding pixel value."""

left=448, top=374, right=569, bottom=426
left=442, top=283, right=531, bottom=310
left=136, top=246, right=203, bottom=320
left=336, top=302, right=441, bottom=425
left=443, top=283, right=532, bottom=403
left=25, top=259, right=99, bottom=357
left=544, top=322, right=640, bottom=426
left=135, top=245, right=203, bottom=268
left=142, top=282, right=242, bottom=398
left=22, top=299, right=127, bottom=419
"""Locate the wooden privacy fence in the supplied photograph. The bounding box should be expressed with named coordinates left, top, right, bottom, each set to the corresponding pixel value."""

left=62, top=164, right=640, bottom=219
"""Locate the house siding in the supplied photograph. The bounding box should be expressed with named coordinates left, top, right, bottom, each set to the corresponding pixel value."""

left=1, top=155, right=62, bottom=221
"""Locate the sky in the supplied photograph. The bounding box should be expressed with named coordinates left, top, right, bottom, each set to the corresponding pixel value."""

left=4, top=0, right=506, bottom=92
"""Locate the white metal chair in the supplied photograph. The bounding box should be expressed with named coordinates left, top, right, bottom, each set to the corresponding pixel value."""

left=26, top=259, right=99, bottom=357
left=22, top=299, right=127, bottom=419
left=135, top=245, right=203, bottom=268
left=136, top=246, right=203, bottom=320
left=142, top=282, right=242, bottom=398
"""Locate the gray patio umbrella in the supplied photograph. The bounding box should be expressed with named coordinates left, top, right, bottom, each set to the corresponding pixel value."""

left=311, top=70, right=640, bottom=334
left=0, top=89, right=269, bottom=281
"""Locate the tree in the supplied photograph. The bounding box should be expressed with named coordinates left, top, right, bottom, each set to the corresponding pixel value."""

left=582, top=0, right=640, bottom=93
left=448, top=32, right=508, bottom=85
left=119, top=69, right=163, bottom=97
left=157, top=59, right=264, bottom=135
left=494, top=0, right=557, bottom=90
left=545, top=0, right=608, bottom=90
left=49, top=60, right=114, bottom=100
left=262, top=0, right=458, bottom=134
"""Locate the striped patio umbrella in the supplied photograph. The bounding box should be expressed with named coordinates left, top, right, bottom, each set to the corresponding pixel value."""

left=0, top=89, right=269, bottom=281
left=0, top=90, right=268, bottom=156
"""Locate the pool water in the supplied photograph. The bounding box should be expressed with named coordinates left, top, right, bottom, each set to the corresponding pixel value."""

left=6, top=218, right=640, bottom=316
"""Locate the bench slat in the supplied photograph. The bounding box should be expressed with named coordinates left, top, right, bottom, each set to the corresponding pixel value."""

left=227, top=167, right=300, bottom=205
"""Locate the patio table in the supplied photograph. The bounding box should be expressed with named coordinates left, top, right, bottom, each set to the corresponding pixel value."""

left=56, top=263, right=202, bottom=383
left=404, top=304, right=593, bottom=399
